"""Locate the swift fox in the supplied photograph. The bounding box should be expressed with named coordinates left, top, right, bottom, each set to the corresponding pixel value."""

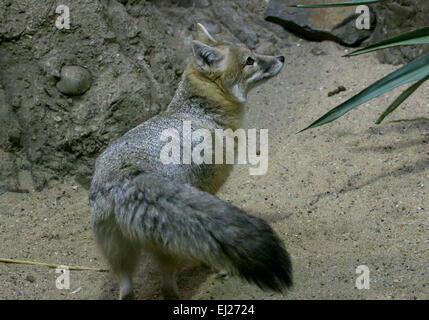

left=89, top=23, right=292, bottom=299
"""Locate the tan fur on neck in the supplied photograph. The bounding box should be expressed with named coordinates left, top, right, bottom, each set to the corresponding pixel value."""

left=185, top=63, right=243, bottom=129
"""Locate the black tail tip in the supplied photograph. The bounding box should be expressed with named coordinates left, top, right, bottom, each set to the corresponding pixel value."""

left=259, top=253, right=293, bottom=293
left=237, top=248, right=293, bottom=294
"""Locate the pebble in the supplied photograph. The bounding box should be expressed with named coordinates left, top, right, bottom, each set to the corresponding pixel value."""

left=56, top=66, right=92, bottom=96
left=25, top=274, right=35, bottom=283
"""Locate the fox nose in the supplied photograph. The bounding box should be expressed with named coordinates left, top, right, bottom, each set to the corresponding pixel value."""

left=277, top=56, right=285, bottom=63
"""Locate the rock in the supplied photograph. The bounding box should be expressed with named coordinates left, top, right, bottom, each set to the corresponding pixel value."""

left=264, top=0, right=376, bottom=46
left=18, top=170, right=35, bottom=192
left=56, top=66, right=92, bottom=96
left=212, top=5, right=259, bottom=49
left=373, top=0, right=429, bottom=65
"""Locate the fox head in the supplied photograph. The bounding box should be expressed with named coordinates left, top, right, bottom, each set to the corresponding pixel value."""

left=189, top=23, right=285, bottom=103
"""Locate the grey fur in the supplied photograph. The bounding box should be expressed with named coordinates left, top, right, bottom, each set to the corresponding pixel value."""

left=89, top=42, right=292, bottom=299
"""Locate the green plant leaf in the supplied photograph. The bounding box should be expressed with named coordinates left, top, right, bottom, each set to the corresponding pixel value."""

left=346, top=27, right=429, bottom=57
left=290, top=0, right=385, bottom=8
left=375, top=75, right=429, bottom=124
left=300, top=52, right=429, bottom=132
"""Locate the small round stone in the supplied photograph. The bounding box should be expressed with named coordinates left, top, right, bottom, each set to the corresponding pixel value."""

left=56, top=65, right=92, bottom=96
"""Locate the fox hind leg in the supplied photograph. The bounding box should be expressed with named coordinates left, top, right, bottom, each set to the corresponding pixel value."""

left=152, top=251, right=180, bottom=300
left=93, top=221, right=140, bottom=300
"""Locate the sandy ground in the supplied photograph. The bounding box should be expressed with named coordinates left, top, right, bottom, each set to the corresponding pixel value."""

left=0, top=40, right=427, bottom=300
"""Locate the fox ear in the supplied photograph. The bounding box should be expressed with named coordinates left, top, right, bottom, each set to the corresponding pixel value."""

left=195, top=23, right=217, bottom=45
left=192, top=40, right=224, bottom=71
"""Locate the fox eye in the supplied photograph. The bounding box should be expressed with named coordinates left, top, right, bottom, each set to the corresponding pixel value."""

left=245, top=57, right=255, bottom=66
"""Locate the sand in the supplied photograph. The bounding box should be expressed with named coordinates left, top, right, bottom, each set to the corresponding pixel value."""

left=0, top=39, right=427, bottom=300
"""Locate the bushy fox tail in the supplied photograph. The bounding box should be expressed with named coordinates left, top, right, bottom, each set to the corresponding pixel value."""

left=91, top=170, right=292, bottom=293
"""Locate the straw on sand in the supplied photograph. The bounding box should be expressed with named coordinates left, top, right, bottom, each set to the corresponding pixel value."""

left=0, top=258, right=109, bottom=272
